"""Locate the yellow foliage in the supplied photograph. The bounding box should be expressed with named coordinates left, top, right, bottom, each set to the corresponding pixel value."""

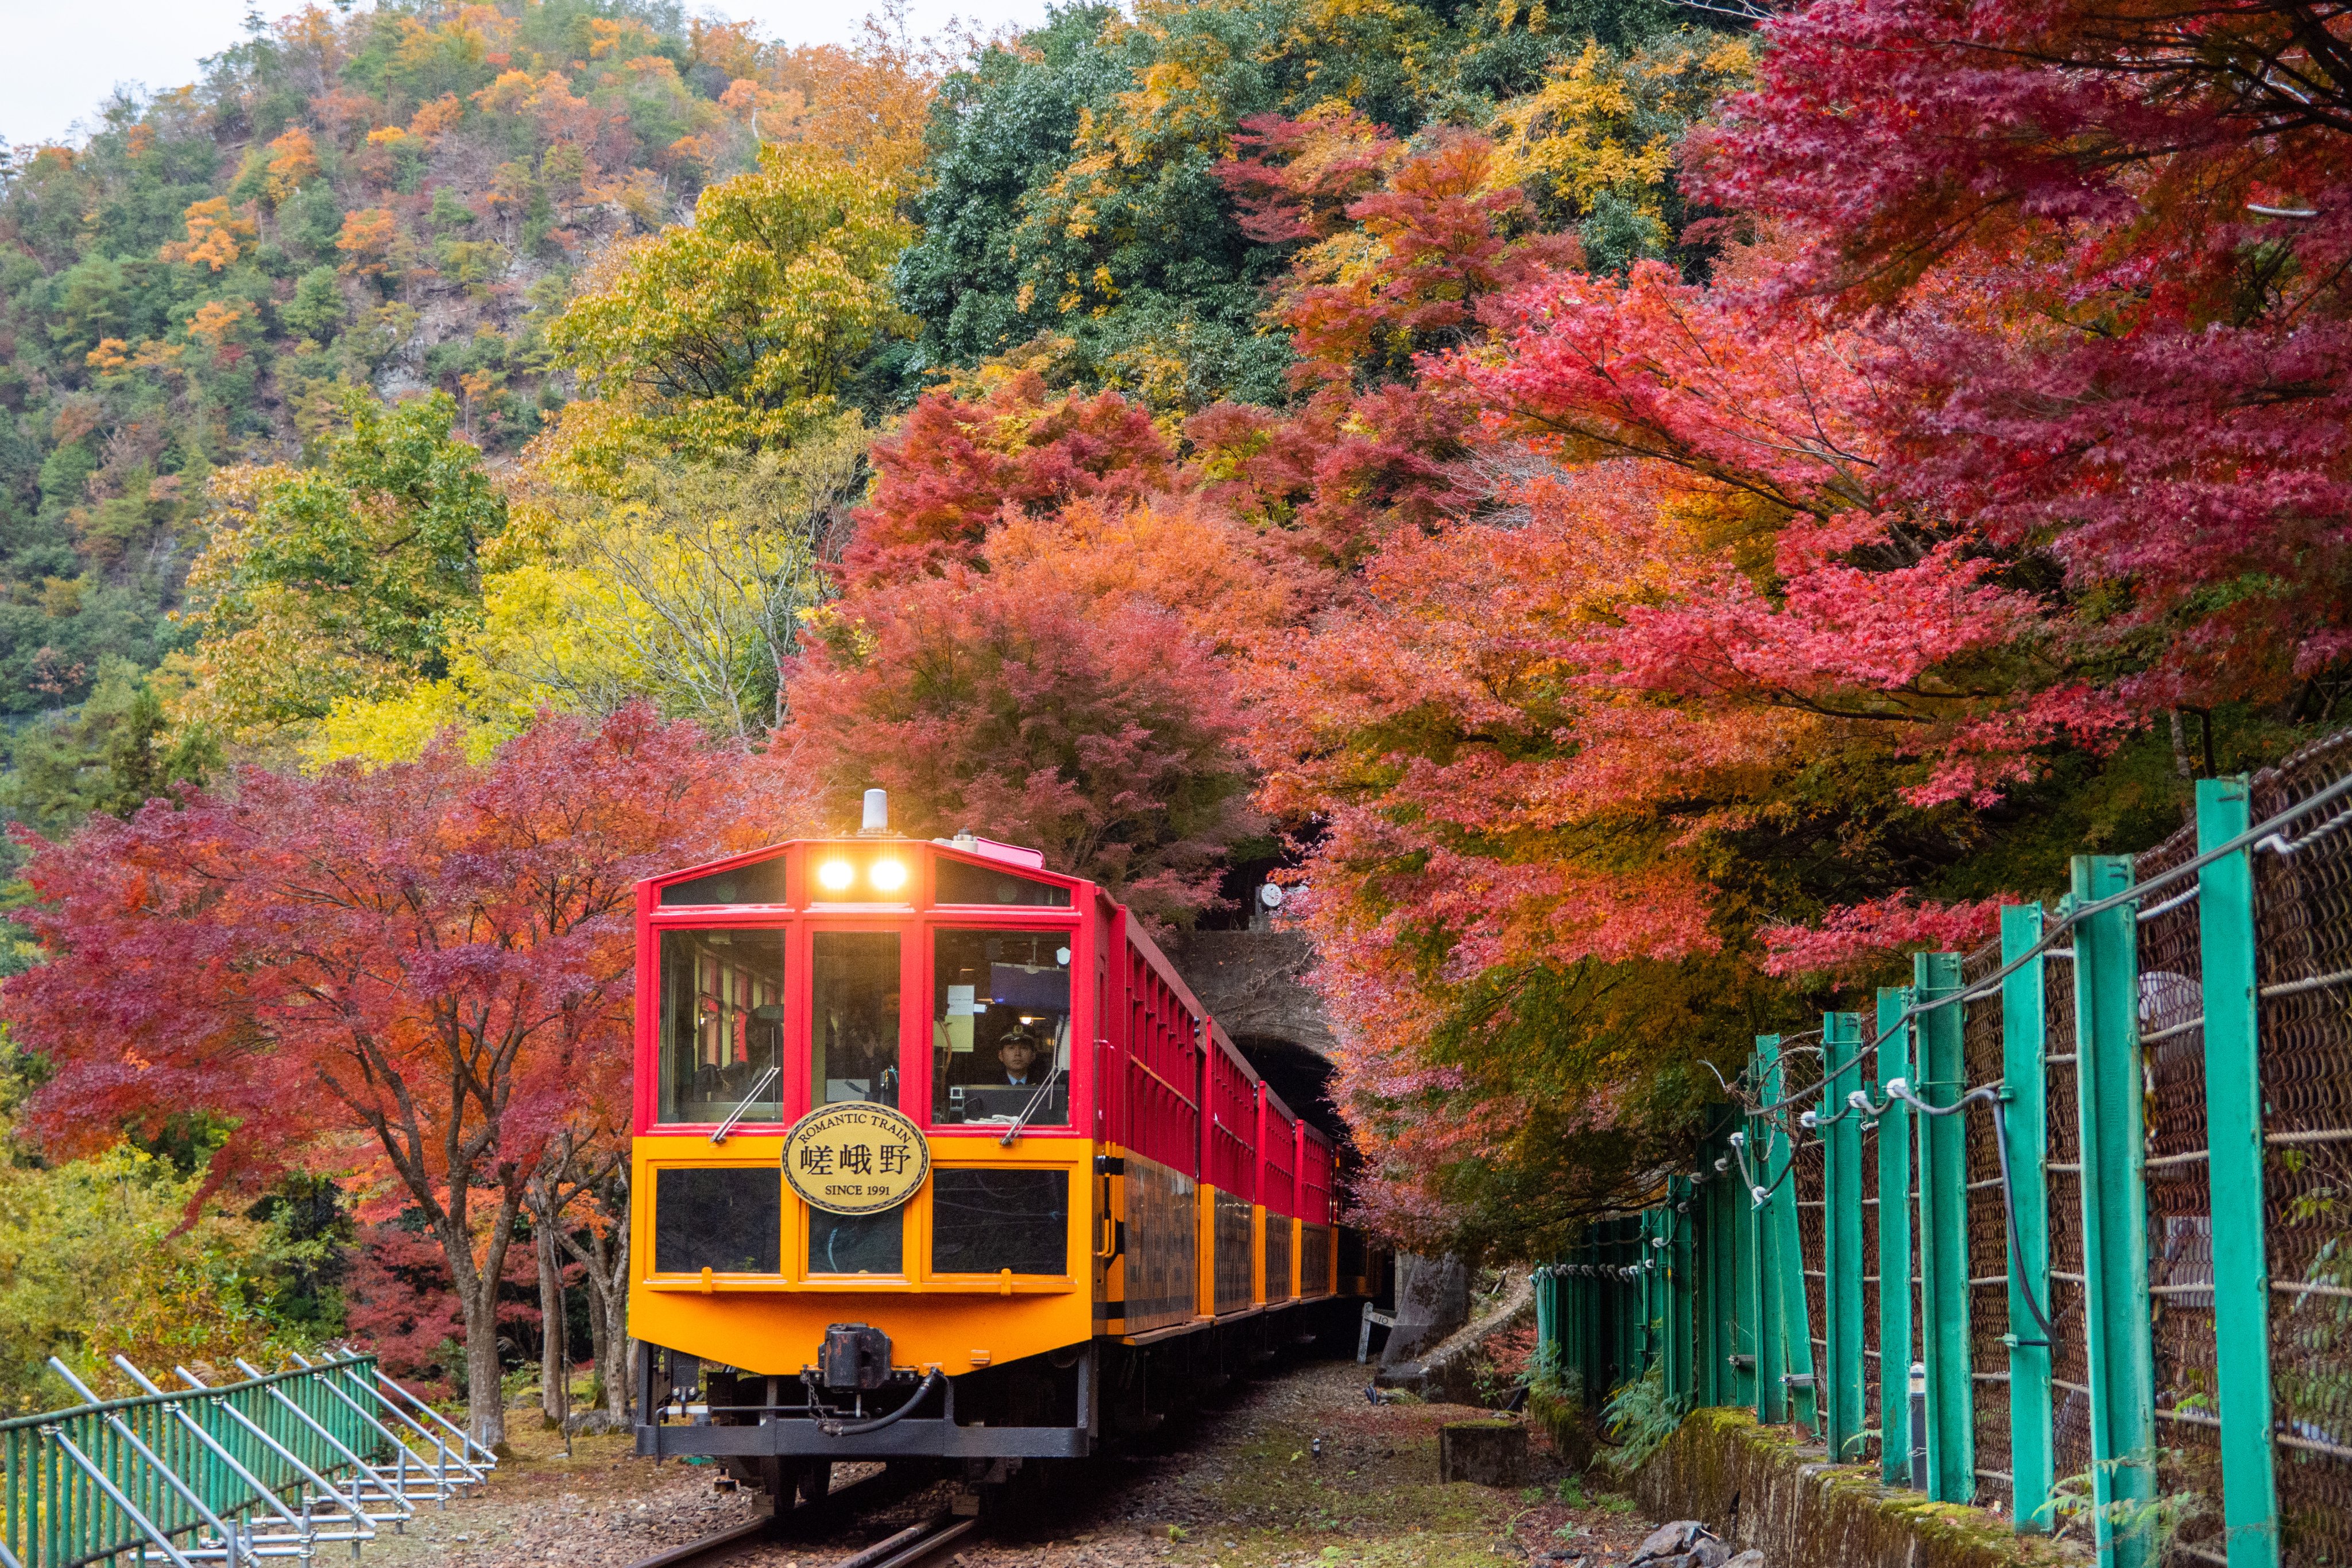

left=85, top=339, right=130, bottom=373
left=188, top=300, right=245, bottom=347
left=335, top=207, right=399, bottom=275
left=304, top=679, right=484, bottom=768
left=588, top=17, right=662, bottom=58
left=473, top=68, right=540, bottom=115
left=543, top=145, right=910, bottom=482
left=311, top=436, right=865, bottom=764
left=160, top=196, right=256, bottom=271
left=690, top=16, right=769, bottom=81
left=0, top=1140, right=300, bottom=1414
left=409, top=92, right=465, bottom=138
left=754, top=20, right=956, bottom=191
left=1489, top=33, right=1753, bottom=220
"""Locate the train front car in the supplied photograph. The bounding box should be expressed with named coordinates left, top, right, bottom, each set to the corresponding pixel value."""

left=629, top=827, right=1104, bottom=1491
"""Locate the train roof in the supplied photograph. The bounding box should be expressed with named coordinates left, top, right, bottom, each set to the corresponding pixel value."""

left=641, top=834, right=1090, bottom=911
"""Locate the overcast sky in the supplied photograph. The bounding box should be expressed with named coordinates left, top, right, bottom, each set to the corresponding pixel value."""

left=0, top=0, right=1052, bottom=149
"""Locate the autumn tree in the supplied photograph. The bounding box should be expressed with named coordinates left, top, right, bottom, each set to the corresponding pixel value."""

left=305, top=433, right=868, bottom=766
left=544, top=144, right=911, bottom=482
left=3, top=708, right=750, bottom=1442
left=784, top=500, right=1277, bottom=925
left=845, top=370, right=1175, bottom=579
left=1690, top=0, right=2352, bottom=743
left=173, top=393, right=506, bottom=749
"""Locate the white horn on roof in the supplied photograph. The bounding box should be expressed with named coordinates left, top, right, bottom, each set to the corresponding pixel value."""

left=861, top=788, right=889, bottom=836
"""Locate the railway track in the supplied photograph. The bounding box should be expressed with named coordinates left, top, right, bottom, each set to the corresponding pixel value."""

left=624, top=1511, right=979, bottom=1568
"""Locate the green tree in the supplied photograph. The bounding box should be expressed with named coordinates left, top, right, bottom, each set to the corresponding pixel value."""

left=3, top=658, right=217, bottom=839
left=172, top=393, right=506, bottom=745
left=282, top=265, right=346, bottom=342
left=545, top=144, right=912, bottom=482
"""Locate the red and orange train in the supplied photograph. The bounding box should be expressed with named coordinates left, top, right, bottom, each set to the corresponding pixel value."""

left=627, top=800, right=1373, bottom=1499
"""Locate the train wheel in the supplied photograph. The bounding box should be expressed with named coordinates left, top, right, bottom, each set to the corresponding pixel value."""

left=792, top=1458, right=833, bottom=1509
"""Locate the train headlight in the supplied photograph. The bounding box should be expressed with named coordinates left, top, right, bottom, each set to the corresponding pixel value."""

left=817, top=859, right=855, bottom=892
left=870, top=859, right=908, bottom=893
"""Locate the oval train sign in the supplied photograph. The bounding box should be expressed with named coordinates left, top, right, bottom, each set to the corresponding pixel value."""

left=780, top=1101, right=930, bottom=1215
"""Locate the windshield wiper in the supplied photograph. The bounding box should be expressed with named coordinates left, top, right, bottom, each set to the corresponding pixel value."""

left=710, top=1065, right=781, bottom=1144
left=997, top=1060, right=1065, bottom=1146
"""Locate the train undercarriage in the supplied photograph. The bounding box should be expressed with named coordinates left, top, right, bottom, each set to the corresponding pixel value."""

left=635, top=1296, right=1362, bottom=1493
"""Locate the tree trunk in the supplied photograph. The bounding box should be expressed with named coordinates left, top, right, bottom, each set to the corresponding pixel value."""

left=443, top=1187, right=524, bottom=1450
left=462, top=1276, right=509, bottom=1450
left=536, top=1225, right=567, bottom=1429
left=550, top=1152, right=635, bottom=1422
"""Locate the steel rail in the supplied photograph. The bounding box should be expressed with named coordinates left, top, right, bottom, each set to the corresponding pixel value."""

left=619, top=1495, right=981, bottom=1568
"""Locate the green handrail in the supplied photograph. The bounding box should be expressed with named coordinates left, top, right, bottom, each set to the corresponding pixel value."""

left=0, top=1354, right=390, bottom=1568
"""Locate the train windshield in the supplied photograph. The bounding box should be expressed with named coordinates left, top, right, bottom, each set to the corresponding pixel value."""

left=931, top=928, right=1072, bottom=1127
left=811, top=931, right=902, bottom=1109
left=656, top=929, right=786, bottom=1125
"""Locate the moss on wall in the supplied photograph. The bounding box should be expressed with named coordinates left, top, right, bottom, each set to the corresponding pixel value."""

left=1631, top=1408, right=2089, bottom=1568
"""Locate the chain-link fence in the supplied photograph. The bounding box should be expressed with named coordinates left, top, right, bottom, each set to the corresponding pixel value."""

left=1538, top=740, right=2352, bottom=1568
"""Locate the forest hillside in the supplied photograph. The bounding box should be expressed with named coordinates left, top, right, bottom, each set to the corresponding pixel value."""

left=0, top=0, right=933, bottom=830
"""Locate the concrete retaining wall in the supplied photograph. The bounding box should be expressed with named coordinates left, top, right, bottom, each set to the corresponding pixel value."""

left=1627, top=1410, right=2088, bottom=1568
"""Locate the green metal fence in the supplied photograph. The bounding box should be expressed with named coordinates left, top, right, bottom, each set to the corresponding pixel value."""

left=1536, top=739, right=2352, bottom=1568
left=0, top=1352, right=493, bottom=1567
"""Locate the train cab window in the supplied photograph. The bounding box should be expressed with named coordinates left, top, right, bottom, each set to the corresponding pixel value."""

left=654, top=1167, right=780, bottom=1274
left=931, top=930, right=1071, bottom=1128
left=811, top=932, right=902, bottom=1109
left=931, top=1169, right=1068, bottom=1275
left=810, top=1203, right=903, bottom=1275
left=933, top=859, right=1071, bottom=908
left=658, top=856, right=790, bottom=907
left=657, top=930, right=786, bottom=1126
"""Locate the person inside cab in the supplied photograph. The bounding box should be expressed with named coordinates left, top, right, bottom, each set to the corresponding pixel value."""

left=995, top=1028, right=1048, bottom=1087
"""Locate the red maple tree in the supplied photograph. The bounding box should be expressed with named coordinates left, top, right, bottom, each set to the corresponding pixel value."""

left=5, top=707, right=748, bottom=1442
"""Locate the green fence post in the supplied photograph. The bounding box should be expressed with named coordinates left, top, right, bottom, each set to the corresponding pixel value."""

left=1669, top=1174, right=1696, bottom=1408
left=1626, top=1214, right=1644, bottom=1383
left=1571, top=1229, right=1591, bottom=1403
left=1618, top=1222, right=1637, bottom=1391
left=2001, top=901, right=2056, bottom=1531
left=1641, top=1210, right=1656, bottom=1381
left=1774, top=1130, right=1820, bottom=1435
left=2072, top=854, right=2158, bottom=1568
left=2197, top=778, right=2280, bottom=1568
left=1876, top=986, right=1915, bottom=1485
left=1822, top=1009, right=1867, bottom=1461
left=1536, top=1263, right=1558, bottom=1395
left=1606, top=1219, right=1624, bottom=1392
left=1750, top=1036, right=1786, bottom=1424
left=1730, top=1117, right=1758, bottom=1409
left=1913, top=950, right=1974, bottom=1503
left=1715, top=1122, right=1742, bottom=1407
left=1635, top=1210, right=1655, bottom=1381
left=1696, top=1136, right=1724, bottom=1408
left=1658, top=1202, right=1674, bottom=1388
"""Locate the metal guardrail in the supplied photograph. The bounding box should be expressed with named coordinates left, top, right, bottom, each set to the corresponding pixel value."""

left=0, top=1352, right=496, bottom=1566
left=1535, top=745, right=2352, bottom=1568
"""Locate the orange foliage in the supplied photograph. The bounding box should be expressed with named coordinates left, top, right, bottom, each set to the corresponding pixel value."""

left=335, top=207, right=399, bottom=274
left=409, top=93, right=465, bottom=138
left=160, top=196, right=255, bottom=271
left=262, top=126, right=320, bottom=203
